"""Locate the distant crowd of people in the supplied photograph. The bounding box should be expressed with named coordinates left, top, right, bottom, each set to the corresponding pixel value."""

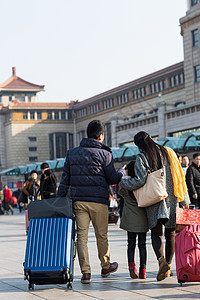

left=0, top=162, right=57, bottom=215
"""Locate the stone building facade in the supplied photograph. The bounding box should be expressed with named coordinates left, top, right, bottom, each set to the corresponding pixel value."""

left=0, top=1, right=200, bottom=173
left=74, top=1, right=200, bottom=146
left=3, top=102, right=74, bottom=168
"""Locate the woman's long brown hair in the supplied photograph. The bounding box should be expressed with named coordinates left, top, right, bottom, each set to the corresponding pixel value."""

left=134, top=131, right=167, bottom=171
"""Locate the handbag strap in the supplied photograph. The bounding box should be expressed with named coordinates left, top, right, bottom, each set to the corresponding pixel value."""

left=138, top=153, right=164, bottom=174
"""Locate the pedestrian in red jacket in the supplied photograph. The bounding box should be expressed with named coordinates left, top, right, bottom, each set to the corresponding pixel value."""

left=3, top=185, right=14, bottom=215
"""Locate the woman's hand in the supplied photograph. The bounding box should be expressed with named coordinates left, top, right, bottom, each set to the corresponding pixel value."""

left=182, top=204, right=189, bottom=210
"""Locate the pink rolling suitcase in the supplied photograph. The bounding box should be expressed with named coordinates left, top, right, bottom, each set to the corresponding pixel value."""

left=175, top=224, right=200, bottom=285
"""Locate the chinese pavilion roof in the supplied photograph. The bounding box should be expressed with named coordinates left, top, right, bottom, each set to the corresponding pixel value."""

left=0, top=67, right=45, bottom=92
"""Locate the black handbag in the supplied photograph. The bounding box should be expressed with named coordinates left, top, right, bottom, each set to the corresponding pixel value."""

left=18, top=190, right=28, bottom=204
left=28, top=196, right=74, bottom=220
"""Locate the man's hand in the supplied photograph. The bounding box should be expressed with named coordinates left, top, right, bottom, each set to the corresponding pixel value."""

left=192, top=193, right=198, bottom=199
left=118, top=168, right=126, bottom=176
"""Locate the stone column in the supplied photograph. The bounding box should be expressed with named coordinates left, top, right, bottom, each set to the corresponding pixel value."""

left=110, top=113, right=119, bottom=147
left=0, top=114, right=6, bottom=170
left=157, top=95, right=166, bottom=139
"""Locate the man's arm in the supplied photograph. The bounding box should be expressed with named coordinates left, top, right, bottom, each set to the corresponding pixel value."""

left=9, top=189, right=12, bottom=198
left=57, top=152, right=70, bottom=197
left=103, top=152, right=123, bottom=185
left=120, top=155, right=148, bottom=191
left=23, top=181, right=30, bottom=197
left=39, top=174, right=44, bottom=199
left=186, top=167, right=196, bottom=197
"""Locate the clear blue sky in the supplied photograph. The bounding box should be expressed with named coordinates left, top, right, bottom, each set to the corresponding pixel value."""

left=0, top=0, right=187, bottom=103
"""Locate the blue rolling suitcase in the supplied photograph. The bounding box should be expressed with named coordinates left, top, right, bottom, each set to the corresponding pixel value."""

left=24, top=216, right=75, bottom=290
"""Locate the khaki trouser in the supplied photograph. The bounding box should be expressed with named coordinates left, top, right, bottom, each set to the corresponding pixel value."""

left=74, top=201, right=110, bottom=274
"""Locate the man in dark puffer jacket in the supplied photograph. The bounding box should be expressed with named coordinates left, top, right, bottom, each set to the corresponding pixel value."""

left=186, top=152, right=200, bottom=208
left=57, top=120, right=124, bottom=284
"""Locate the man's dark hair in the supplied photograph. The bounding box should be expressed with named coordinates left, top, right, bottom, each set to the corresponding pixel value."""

left=44, top=169, right=51, bottom=177
left=30, top=170, right=37, bottom=175
left=193, top=153, right=200, bottom=159
left=41, top=162, right=49, bottom=170
left=87, top=120, right=104, bottom=139
left=44, top=169, right=57, bottom=184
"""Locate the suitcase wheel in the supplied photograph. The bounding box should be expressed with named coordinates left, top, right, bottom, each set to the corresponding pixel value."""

left=67, top=282, right=72, bottom=289
left=24, top=271, right=30, bottom=281
left=63, top=272, right=70, bottom=281
left=28, top=283, right=34, bottom=290
left=178, top=280, right=185, bottom=286
left=24, top=274, right=30, bottom=281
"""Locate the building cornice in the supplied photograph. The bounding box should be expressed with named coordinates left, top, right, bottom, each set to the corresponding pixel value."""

left=75, top=85, right=185, bottom=122
left=3, top=120, right=73, bottom=126
left=0, top=88, right=44, bottom=92
left=74, top=62, right=184, bottom=109
left=180, top=14, right=200, bottom=35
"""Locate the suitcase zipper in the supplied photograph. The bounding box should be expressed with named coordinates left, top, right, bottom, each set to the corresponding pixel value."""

left=179, top=231, right=184, bottom=272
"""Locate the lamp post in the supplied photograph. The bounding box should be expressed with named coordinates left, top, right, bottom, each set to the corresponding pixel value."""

left=157, top=93, right=166, bottom=139
left=110, top=112, right=119, bottom=147
left=73, top=113, right=77, bottom=148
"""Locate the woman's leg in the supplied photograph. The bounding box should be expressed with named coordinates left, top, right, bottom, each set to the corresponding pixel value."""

left=151, top=220, right=163, bottom=260
left=164, top=227, right=175, bottom=277
left=165, top=227, right=176, bottom=265
left=138, top=232, right=147, bottom=269
left=127, top=232, right=137, bottom=263
left=127, top=232, right=138, bottom=278
left=138, top=232, right=147, bottom=279
left=151, top=220, right=170, bottom=281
